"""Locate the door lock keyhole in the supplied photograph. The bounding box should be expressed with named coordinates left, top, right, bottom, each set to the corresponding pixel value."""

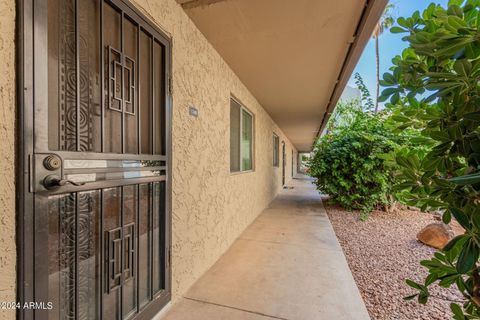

left=43, top=155, right=62, bottom=171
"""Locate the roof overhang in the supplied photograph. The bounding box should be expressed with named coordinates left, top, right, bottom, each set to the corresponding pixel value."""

left=177, top=0, right=388, bottom=151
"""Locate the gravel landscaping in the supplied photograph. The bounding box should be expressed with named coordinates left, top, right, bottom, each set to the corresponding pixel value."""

left=324, top=200, right=464, bottom=320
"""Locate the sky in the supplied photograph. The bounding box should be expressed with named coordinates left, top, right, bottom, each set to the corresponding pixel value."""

left=346, top=0, right=449, bottom=97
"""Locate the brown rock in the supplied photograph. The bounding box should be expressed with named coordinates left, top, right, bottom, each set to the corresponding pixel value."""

left=416, top=223, right=453, bottom=250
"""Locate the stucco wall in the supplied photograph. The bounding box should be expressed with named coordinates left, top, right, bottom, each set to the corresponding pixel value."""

left=0, top=0, right=16, bottom=319
left=130, top=0, right=297, bottom=301
left=0, top=0, right=298, bottom=315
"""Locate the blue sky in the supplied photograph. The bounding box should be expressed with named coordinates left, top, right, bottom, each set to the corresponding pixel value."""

left=346, top=0, right=449, bottom=96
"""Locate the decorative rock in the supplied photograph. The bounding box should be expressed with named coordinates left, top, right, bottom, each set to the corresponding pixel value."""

left=416, top=223, right=453, bottom=249
left=326, top=206, right=464, bottom=319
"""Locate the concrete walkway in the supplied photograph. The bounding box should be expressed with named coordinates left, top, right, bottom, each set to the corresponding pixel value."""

left=163, top=176, right=370, bottom=320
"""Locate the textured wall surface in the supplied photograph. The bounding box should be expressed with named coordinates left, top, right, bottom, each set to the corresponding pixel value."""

left=131, top=0, right=298, bottom=301
left=0, top=0, right=298, bottom=315
left=0, top=0, right=16, bottom=319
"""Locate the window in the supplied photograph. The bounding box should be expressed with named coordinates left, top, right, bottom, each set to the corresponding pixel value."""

left=273, top=133, right=279, bottom=167
left=230, top=98, right=253, bottom=172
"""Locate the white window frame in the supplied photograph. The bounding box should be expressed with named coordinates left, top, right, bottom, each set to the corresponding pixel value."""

left=230, top=97, right=254, bottom=174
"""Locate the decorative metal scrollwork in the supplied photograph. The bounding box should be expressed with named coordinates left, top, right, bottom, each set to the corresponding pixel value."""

left=123, top=223, right=136, bottom=281
left=59, top=0, right=96, bottom=153
left=107, top=46, right=136, bottom=116
left=58, top=192, right=96, bottom=320
left=106, top=227, right=123, bottom=292
left=59, top=194, right=76, bottom=320
left=105, top=223, right=136, bottom=293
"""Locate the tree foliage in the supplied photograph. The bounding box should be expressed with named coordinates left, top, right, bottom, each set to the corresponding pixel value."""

left=354, top=72, right=375, bottom=111
left=373, top=3, right=396, bottom=112
left=380, top=1, right=480, bottom=317
left=309, top=100, right=397, bottom=219
left=372, top=3, right=396, bottom=40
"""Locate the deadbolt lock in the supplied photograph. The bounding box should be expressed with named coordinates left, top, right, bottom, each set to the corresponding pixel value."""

left=43, top=154, right=62, bottom=171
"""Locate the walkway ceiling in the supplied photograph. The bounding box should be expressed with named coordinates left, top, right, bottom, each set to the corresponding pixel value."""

left=177, top=0, right=388, bottom=151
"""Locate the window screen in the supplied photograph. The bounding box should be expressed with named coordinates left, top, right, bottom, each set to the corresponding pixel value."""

left=230, top=98, right=253, bottom=172
left=230, top=100, right=241, bottom=172
left=273, top=134, right=279, bottom=167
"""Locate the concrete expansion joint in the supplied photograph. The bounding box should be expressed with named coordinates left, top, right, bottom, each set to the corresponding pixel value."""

left=182, top=297, right=290, bottom=320
left=237, top=237, right=341, bottom=252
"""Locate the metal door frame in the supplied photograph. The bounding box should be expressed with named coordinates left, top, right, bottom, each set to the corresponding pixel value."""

left=281, top=141, right=286, bottom=186
left=291, top=150, right=294, bottom=177
left=16, top=0, right=173, bottom=318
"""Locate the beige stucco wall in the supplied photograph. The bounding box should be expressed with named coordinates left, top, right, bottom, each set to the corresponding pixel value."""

left=0, top=0, right=16, bottom=319
left=0, top=0, right=298, bottom=316
left=131, top=0, right=297, bottom=301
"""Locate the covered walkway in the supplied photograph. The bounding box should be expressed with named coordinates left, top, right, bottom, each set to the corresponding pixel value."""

left=162, top=176, right=370, bottom=320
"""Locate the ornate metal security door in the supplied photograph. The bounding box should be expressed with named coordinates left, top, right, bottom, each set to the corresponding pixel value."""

left=19, top=0, right=171, bottom=319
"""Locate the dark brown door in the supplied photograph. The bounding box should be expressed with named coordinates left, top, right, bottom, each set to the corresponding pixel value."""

left=19, top=0, right=171, bottom=319
left=292, top=150, right=294, bottom=177
left=282, top=141, right=286, bottom=186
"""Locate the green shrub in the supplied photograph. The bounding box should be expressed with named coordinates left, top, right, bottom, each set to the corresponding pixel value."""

left=380, top=1, right=480, bottom=317
left=309, top=100, right=396, bottom=218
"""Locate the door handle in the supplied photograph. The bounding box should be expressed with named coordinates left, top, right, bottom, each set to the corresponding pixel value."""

left=43, top=174, right=86, bottom=190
